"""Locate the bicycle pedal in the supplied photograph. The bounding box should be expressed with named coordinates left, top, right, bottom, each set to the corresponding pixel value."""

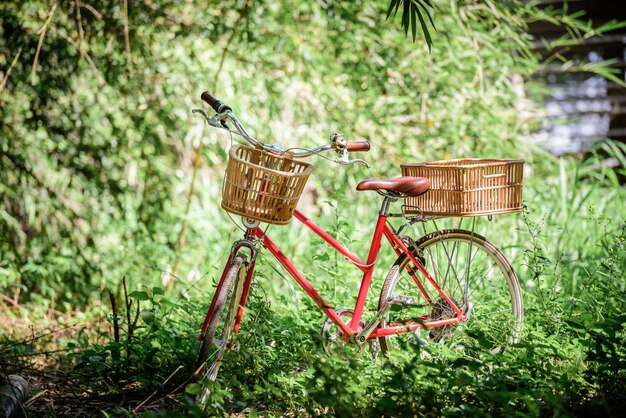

left=369, top=339, right=380, bottom=363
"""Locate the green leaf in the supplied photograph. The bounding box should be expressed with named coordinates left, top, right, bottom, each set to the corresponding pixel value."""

left=565, top=320, right=587, bottom=332
left=386, top=0, right=402, bottom=20
left=415, top=0, right=436, bottom=30
left=128, top=290, right=149, bottom=301
left=402, top=0, right=410, bottom=36
left=414, top=1, right=433, bottom=50
left=411, top=3, right=417, bottom=41
left=388, top=0, right=435, bottom=49
left=185, top=383, right=202, bottom=395
left=140, top=310, right=156, bottom=324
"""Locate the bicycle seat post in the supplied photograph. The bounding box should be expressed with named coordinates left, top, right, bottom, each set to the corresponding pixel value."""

left=379, top=195, right=398, bottom=216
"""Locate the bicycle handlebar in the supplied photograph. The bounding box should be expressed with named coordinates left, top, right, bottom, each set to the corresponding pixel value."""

left=201, top=91, right=232, bottom=113
left=195, top=92, right=370, bottom=167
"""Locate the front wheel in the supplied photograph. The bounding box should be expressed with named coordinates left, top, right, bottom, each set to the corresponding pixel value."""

left=195, top=255, right=247, bottom=405
left=378, top=229, right=523, bottom=354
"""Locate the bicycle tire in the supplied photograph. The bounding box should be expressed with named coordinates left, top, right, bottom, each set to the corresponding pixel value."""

left=195, top=255, right=247, bottom=403
left=378, top=229, right=523, bottom=354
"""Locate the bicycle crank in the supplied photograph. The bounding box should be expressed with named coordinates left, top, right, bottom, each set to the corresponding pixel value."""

left=320, top=308, right=366, bottom=356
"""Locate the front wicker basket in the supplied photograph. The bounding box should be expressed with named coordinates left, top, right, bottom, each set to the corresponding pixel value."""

left=401, top=159, right=524, bottom=217
left=221, top=145, right=313, bottom=225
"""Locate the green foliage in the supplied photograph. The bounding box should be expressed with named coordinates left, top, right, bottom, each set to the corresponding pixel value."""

left=1, top=0, right=189, bottom=299
left=1, top=0, right=626, bottom=416
left=2, top=0, right=614, bottom=301
left=68, top=285, right=199, bottom=395
left=387, top=0, right=435, bottom=46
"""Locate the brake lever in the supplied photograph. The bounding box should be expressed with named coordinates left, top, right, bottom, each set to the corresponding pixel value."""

left=349, top=158, right=371, bottom=168
left=192, top=108, right=228, bottom=128
left=334, top=152, right=371, bottom=168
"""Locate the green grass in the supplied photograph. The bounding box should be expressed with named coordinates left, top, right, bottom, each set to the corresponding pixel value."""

left=2, top=146, right=625, bottom=416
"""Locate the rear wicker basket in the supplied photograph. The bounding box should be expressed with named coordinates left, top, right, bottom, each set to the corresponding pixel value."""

left=221, top=145, right=312, bottom=225
left=401, top=159, right=524, bottom=217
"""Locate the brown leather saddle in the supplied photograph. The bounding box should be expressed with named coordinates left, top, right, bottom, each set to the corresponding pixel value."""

left=356, top=176, right=430, bottom=197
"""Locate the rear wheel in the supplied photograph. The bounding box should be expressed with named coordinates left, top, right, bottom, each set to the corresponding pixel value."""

left=195, top=255, right=247, bottom=405
left=378, top=229, right=523, bottom=354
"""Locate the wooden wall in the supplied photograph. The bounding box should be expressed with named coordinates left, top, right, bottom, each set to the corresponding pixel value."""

left=528, top=0, right=626, bottom=153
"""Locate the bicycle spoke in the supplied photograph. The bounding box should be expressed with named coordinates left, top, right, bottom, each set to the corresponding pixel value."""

left=379, top=229, right=523, bottom=353
left=434, top=236, right=466, bottom=296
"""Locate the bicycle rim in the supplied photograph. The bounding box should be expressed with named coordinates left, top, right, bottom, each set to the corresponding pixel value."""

left=378, top=229, right=523, bottom=354
left=196, top=256, right=247, bottom=405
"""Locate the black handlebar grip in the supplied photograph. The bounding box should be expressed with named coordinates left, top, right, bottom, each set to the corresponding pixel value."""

left=201, top=91, right=232, bottom=113
left=201, top=91, right=218, bottom=107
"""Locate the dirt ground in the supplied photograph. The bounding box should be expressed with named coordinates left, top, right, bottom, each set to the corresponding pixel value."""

left=1, top=300, right=187, bottom=417
left=2, top=362, right=189, bottom=417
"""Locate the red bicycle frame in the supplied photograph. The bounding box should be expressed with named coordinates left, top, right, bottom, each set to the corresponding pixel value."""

left=199, top=206, right=467, bottom=344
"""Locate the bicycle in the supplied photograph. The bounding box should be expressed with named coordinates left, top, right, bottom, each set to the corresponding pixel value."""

left=191, top=92, right=524, bottom=405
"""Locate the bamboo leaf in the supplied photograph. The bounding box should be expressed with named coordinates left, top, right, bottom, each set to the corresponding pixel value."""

left=386, top=0, right=401, bottom=20
left=415, top=0, right=437, bottom=30
left=388, top=0, right=435, bottom=48
left=593, top=20, right=626, bottom=33
left=414, top=2, right=433, bottom=50
left=411, top=3, right=418, bottom=41
left=403, top=0, right=410, bottom=36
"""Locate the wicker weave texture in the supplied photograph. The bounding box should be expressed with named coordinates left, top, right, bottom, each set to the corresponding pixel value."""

left=401, top=159, right=524, bottom=217
left=221, top=145, right=312, bottom=225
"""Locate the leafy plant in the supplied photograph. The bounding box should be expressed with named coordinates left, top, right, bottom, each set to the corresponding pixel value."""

left=387, top=0, right=436, bottom=46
